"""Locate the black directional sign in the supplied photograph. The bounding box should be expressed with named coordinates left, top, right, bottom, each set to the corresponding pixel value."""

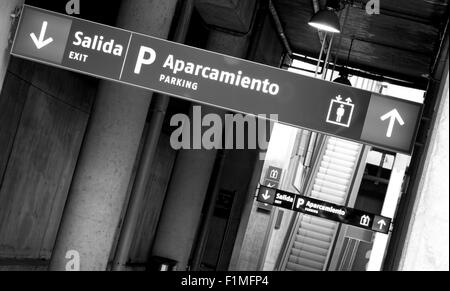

left=11, top=5, right=422, bottom=154
left=257, top=187, right=276, bottom=205
left=258, top=186, right=392, bottom=234
left=258, top=167, right=284, bottom=211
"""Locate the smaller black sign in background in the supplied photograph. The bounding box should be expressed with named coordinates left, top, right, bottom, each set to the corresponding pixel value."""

left=258, top=185, right=392, bottom=234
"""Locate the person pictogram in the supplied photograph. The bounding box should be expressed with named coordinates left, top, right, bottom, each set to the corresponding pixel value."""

left=336, top=105, right=345, bottom=123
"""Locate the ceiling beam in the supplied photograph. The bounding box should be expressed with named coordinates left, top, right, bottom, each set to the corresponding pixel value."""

left=289, top=52, right=429, bottom=89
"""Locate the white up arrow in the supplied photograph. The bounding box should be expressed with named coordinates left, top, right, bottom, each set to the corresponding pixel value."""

left=380, top=109, right=405, bottom=138
left=377, top=220, right=387, bottom=230
left=30, top=21, right=54, bottom=49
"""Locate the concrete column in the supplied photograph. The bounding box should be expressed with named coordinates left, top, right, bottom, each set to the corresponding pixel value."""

left=0, top=0, right=24, bottom=91
left=399, top=64, right=449, bottom=271
left=49, top=0, right=178, bottom=271
left=195, top=0, right=257, bottom=34
left=151, top=30, right=249, bottom=270
left=112, top=0, right=195, bottom=271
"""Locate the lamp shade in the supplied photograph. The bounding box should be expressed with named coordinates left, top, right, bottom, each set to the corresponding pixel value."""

left=333, top=73, right=352, bottom=86
left=308, top=10, right=341, bottom=33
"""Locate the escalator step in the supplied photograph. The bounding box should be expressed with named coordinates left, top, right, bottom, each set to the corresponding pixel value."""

left=311, top=190, right=345, bottom=204
left=300, top=221, right=335, bottom=236
left=286, top=262, right=322, bottom=272
left=292, top=242, right=330, bottom=257
left=297, top=229, right=333, bottom=243
left=294, top=236, right=331, bottom=250
left=288, top=255, right=325, bottom=270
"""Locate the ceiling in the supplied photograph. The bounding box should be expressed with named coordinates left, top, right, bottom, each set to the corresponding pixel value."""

left=273, top=0, right=449, bottom=88
left=25, top=0, right=448, bottom=89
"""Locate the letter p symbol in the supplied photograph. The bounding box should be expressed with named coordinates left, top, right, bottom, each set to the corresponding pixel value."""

left=134, top=46, right=157, bottom=74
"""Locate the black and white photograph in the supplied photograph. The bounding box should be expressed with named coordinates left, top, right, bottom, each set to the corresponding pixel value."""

left=0, top=0, right=448, bottom=278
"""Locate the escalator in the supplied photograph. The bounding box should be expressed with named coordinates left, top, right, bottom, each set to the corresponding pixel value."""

left=279, top=137, right=363, bottom=271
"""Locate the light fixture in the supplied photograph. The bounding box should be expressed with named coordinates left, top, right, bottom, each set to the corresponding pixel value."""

left=333, top=70, right=352, bottom=86
left=334, top=38, right=353, bottom=86
left=308, top=0, right=341, bottom=33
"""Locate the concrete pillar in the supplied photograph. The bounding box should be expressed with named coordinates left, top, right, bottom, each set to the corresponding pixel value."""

left=112, top=0, right=195, bottom=270
left=0, top=0, right=24, bottom=91
left=399, top=64, right=449, bottom=271
left=49, top=0, right=178, bottom=271
left=151, top=30, right=249, bottom=270
left=195, top=0, right=257, bottom=34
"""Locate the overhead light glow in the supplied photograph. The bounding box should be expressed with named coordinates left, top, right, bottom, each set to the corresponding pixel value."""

left=308, top=10, right=341, bottom=33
